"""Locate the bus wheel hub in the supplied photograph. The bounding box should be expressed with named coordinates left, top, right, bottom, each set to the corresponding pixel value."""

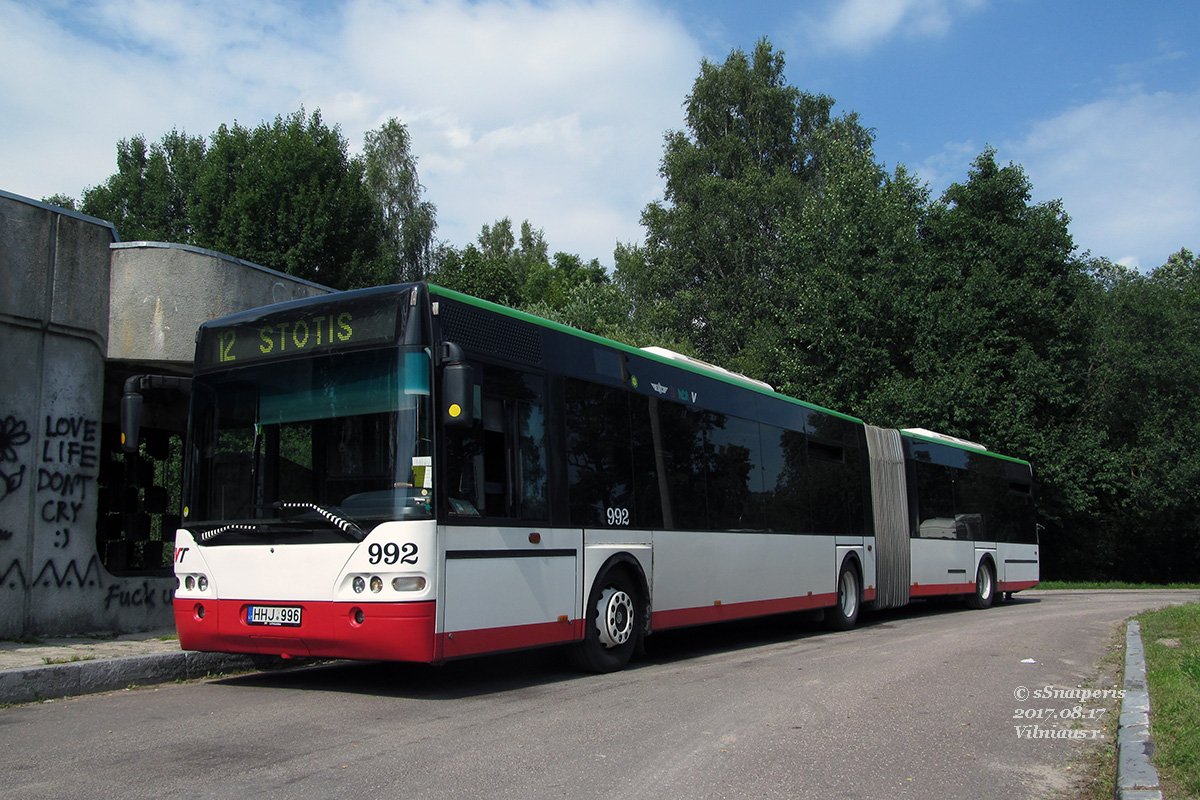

left=598, top=588, right=634, bottom=649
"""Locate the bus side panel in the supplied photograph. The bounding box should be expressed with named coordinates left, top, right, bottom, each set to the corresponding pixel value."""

left=439, top=526, right=581, bottom=658
left=997, top=541, right=1040, bottom=591
left=909, top=537, right=975, bottom=596
left=650, top=531, right=835, bottom=629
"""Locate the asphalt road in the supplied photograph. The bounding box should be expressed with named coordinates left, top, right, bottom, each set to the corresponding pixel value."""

left=3, top=589, right=1196, bottom=800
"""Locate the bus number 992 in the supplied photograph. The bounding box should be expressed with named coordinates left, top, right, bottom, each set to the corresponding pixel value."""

left=606, top=507, right=630, bottom=526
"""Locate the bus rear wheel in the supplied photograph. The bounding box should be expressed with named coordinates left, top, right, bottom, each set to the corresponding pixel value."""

left=570, top=566, right=640, bottom=673
left=825, top=560, right=861, bottom=631
left=967, top=561, right=995, bottom=609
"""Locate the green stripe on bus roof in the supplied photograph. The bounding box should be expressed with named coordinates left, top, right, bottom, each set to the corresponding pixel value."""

left=900, top=429, right=1031, bottom=466
left=428, top=283, right=863, bottom=424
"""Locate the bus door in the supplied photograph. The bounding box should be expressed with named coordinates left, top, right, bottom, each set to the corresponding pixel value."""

left=439, top=363, right=579, bottom=658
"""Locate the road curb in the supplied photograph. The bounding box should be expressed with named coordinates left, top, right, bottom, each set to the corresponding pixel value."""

left=1116, top=620, right=1162, bottom=800
left=0, top=652, right=256, bottom=705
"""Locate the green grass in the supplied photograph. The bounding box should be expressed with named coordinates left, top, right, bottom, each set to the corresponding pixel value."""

left=1138, top=603, right=1200, bottom=799
left=41, top=655, right=95, bottom=665
left=1039, top=581, right=1200, bottom=590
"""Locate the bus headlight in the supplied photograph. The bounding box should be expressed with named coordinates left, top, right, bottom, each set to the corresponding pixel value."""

left=352, top=576, right=366, bottom=593
left=197, top=575, right=208, bottom=592
left=369, top=576, right=383, bottom=593
left=392, top=576, right=427, bottom=592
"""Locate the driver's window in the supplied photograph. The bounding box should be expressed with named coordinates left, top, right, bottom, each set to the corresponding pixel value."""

left=445, top=364, right=547, bottom=522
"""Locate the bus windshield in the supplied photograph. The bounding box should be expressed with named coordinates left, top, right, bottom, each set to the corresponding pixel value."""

left=184, top=346, right=434, bottom=539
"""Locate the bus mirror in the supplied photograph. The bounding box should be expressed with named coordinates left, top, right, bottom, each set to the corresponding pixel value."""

left=120, top=374, right=192, bottom=454
left=120, top=391, right=144, bottom=454
left=442, top=362, right=474, bottom=428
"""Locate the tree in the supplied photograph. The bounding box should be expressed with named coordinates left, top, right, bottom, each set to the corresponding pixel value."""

left=769, top=124, right=929, bottom=412
left=42, top=194, right=77, bottom=210
left=431, top=217, right=610, bottom=312
left=191, top=109, right=381, bottom=288
left=80, top=110, right=386, bottom=290
left=363, top=118, right=438, bottom=282
left=81, top=130, right=206, bottom=243
left=622, top=38, right=877, bottom=377
left=1077, top=250, right=1200, bottom=580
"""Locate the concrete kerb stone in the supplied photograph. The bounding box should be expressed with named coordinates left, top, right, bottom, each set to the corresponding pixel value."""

left=1116, top=620, right=1162, bottom=800
left=0, top=652, right=256, bottom=706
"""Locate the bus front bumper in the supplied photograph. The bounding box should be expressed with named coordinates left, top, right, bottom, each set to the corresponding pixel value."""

left=174, top=598, right=437, bottom=663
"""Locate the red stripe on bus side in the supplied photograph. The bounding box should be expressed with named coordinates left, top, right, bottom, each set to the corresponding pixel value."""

left=438, top=618, right=581, bottom=659
left=998, top=580, right=1040, bottom=592
left=909, top=582, right=973, bottom=597
left=651, top=592, right=838, bottom=630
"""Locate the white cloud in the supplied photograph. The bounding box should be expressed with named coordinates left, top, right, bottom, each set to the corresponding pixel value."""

left=911, top=139, right=981, bottom=195
left=803, top=0, right=986, bottom=54
left=1013, top=89, right=1200, bottom=270
left=335, top=0, right=699, bottom=259
left=0, top=0, right=699, bottom=263
left=900, top=89, right=1200, bottom=271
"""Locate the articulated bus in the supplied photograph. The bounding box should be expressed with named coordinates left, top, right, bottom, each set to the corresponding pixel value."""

left=123, top=283, right=1038, bottom=672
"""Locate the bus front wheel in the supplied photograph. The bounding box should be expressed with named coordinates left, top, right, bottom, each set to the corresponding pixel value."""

left=570, top=566, right=640, bottom=673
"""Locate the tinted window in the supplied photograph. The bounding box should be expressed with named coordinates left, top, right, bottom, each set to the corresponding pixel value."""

left=649, top=400, right=708, bottom=530
left=761, top=427, right=811, bottom=532
left=564, top=379, right=634, bottom=526
left=914, top=460, right=958, bottom=539
left=705, top=413, right=764, bottom=530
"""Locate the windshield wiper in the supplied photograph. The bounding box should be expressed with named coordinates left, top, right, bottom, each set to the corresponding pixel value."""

left=272, top=501, right=368, bottom=541
left=198, top=523, right=265, bottom=543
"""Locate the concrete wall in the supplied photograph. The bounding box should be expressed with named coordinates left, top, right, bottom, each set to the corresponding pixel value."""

left=108, top=242, right=330, bottom=366
left=0, top=192, right=129, bottom=637
left=1, top=191, right=333, bottom=638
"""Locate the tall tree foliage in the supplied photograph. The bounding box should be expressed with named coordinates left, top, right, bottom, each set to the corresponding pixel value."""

left=80, top=110, right=408, bottom=290
left=432, top=217, right=609, bottom=314
left=624, top=41, right=1176, bottom=580
left=622, top=39, right=876, bottom=375
left=190, top=109, right=380, bottom=287
left=363, top=119, right=438, bottom=282
left=1076, top=251, right=1200, bottom=579
left=82, top=130, right=206, bottom=243
left=771, top=126, right=929, bottom=412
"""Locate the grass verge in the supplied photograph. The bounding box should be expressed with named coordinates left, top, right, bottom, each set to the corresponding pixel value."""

left=1039, top=581, right=1200, bottom=590
left=1137, top=602, right=1200, bottom=799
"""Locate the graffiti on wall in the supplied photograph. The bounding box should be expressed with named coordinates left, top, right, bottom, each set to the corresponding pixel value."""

left=0, top=411, right=174, bottom=631
left=0, top=414, right=31, bottom=506
left=38, top=415, right=98, bottom=551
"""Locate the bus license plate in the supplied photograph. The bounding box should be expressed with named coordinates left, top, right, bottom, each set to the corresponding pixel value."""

left=247, top=605, right=302, bottom=627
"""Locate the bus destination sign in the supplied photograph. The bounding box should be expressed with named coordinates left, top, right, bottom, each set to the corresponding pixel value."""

left=197, top=301, right=400, bottom=370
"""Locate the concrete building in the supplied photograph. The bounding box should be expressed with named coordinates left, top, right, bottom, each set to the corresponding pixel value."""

left=0, top=189, right=331, bottom=638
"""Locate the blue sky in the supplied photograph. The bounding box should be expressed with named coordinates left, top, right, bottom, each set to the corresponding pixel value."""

left=2, top=0, right=1197, bottom=270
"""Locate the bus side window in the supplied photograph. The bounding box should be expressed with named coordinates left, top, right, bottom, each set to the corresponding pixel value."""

left=445, top=364, right=547, bottom=522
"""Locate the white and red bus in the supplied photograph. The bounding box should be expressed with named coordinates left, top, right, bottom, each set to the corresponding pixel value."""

left=124, top=283, right=1038, bottom=672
